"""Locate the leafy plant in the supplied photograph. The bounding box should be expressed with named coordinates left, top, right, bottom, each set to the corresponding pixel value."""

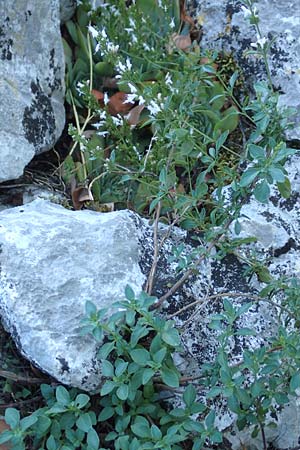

left=1, top=0, right=299, bottom=449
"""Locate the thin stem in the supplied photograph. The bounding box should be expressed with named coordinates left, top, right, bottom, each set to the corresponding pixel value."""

left=145, top=201, right=162, bottom=295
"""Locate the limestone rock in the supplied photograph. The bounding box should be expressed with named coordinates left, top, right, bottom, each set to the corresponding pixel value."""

left=187, top=0, right=300, bottom=140
left=0, top=201, right=146, bottom=391
left=60, top=0, right=76, bottom=22
left=0, top=0, right=65, bottom=182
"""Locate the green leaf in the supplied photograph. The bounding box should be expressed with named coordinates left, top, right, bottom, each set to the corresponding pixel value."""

left=151, top=424, right=162, bottom=440
left=234, top=220, right=242, bottom=235
left=94, top=61, right=114, bottom=77
left=215, top=130, right=229, bottom=152
left=254, top=180, right=270, bottom=203
left=116, top=384, right=129, bottom=400
left=4, top=408, right=20, bottom=429
left=142, top=368, right=155, bottom=385
left=98, top=406, right=115, bottom=422
left=215, top=106, right=239, bottom=133
left=125, top=284, right=135, bottom=301
left=235, top=327, right=255, bottom=336
left=130, top=348, right=150, bottom=366
left=92, top=327, right=103, bottom=342
left=207, top=386, right=223, bottom=398
left=65, top=20, right=79, bottom=45
left=115, top=359, right=128, bottom=377
left=277, top=177, right=291, bottom=199
left=161, top=368, right=179, bottom=388
left=239, top=167, right=260, bottom=187
left=130, top=326, right=149, bottom=347
left=161, top=327, right=180, bottom=347
left=20, top=415, right=37, bottom=431
left=229, top=71, right=239, bottom=90
left=85, top=301, right=97, bottom=316
left=101, top=380, right=116, bottom=396
left=131, top=422, right=150, bottom=439
left=290, top=372, right=300, bottom=392
left=152, top=348, right=167, bottom=364
left=0, top=431, right=13, bottom=445
left=248, top=144, right=265, bottom=160
left=35, top=416, right=51, bottom=435
left=87, top=428, right=100, bottom=450
left=205, top=410, right=216, bottom=430
left=76, top=413, right=92, bottom=432
left=98, top=342, right=115, bottom=360
left=183, top=384, right=196, bottom=407
left=268, top=167, right=286, bottom=183
left=75, top=393, right=90, bottom=409
left=102, top=360, right=114, bottom=377
left=46, top=435, right=57, bottom=450
left=56, top=386, right=70, bottom=405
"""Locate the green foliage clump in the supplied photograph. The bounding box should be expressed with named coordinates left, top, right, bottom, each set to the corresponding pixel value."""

left=1, top=0, right=300, bottom=449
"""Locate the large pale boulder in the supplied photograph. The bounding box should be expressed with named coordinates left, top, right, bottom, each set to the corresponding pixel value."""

left=0, top=0, right=65, bottom=182
left=187, top=0, right=300, bottom=140
left=0, top=202, right=146, bottom=391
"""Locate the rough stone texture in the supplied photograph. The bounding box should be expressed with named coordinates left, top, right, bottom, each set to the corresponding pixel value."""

left=187, top=0, right=300, bottom=140
left=60, top=0, right=76, bottom=22
left=0, top=202, right=146, bottom=391
left=0, top=1, right=65, bottom=182
left=1, top=157, right=300, bottom=447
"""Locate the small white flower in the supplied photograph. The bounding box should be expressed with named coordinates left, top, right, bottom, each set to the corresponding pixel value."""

left=103, top=92, right=109, bottom=105
left=123, top=93, right=137, bottom=104
left=251, top=35, right=267, bottom=48
left=99, top=110, right=107, bottom=120
left=116, top=58, right=132, bottom=75
left=129, top=17, right=136, bottom=28
left=170, top=17, right=175, bottom=29
left=165, top=72, right=173, bottom=85
left=147, top=100, right=161, bottom=116
left=101, top=28, right=107, bottom=39
left=138, top=95, right=145, bottom=105
left=111, top=115, right=123, bottom=126
left=143, top=43, right=151, bottom=51
left=128, top=83, right=137, bottom=94
left=93, top=121, right=105, bottom=129
left=97, top=131, right=109, bottom=136
left=126, top=57, right=132, bottom=71
left=88, top=25, right=99, bottom=38
left=116, top=61, right=126, bottom=73
left=240, top=5, right=251, bottom=18
left=107, top=42, right=119, bottom=53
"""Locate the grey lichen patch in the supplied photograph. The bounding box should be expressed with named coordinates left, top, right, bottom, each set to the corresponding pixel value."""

left=47, top=48, right=63, bottom=93
left=22, top=80, right=55, bottom=150
left=0, top=16, right=13, bottom=61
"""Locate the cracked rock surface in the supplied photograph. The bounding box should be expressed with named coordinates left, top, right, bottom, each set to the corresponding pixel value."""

left=0, top=0, right=66, bottom=182
left=187, top=0, right=300, bottom=140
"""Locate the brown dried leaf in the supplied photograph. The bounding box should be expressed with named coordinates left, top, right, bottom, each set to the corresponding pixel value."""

left=171, top=33, right=192, bottom=52
left=71, top=183, right=94, bottom=210
left=108, top=91, right=135, bottom=116
left=91, top=89, right=104, bottom=105
left=125, top=104, right=145, bottom=126
left=0, top=419, right=11, bottom=450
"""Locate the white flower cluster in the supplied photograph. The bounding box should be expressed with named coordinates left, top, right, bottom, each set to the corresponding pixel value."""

left=240, top=4, right=258, bottom=18
left=147, top=93, right=164, bottom=116
left=122, top=83, right=145, bottom=105
left=250, top=35, right=268, bottom=49
left=90, top=26, right=119, bottom=56
left=115, top=58, right=133, bottom=79
left=76, top=80, right=89, bottom=96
